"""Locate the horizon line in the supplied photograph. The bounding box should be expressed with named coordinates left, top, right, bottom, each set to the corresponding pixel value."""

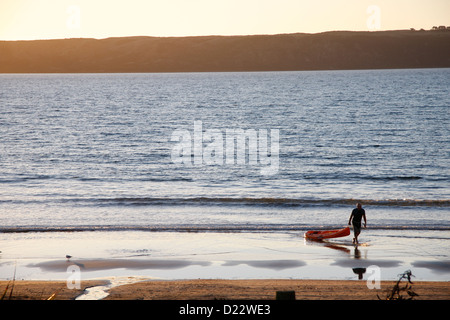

left=1, top=28, right=442, bottom=42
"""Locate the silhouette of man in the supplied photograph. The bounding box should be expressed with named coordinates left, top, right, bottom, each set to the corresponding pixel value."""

left=348, top=203, right=366, bottom=244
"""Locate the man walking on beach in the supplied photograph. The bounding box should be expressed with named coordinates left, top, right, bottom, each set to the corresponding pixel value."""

left=348, top=203, right=366, bottom=244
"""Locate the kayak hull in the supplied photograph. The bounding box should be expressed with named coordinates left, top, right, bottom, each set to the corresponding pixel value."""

left=304, top=227, right=350, bottom=240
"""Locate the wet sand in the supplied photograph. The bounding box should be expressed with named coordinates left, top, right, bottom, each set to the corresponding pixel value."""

left=1, top=279, right=449, bottom=300
left=3, top=230, right=449, bottom=283
left=1, top=230, right=449, bottom=303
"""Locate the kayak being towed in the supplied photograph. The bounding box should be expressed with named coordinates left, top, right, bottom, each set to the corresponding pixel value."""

left=304, top=226, right=350, bottom=240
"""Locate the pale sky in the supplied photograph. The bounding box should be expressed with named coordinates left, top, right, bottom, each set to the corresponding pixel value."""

left=1, top=0, right=449, bottom=40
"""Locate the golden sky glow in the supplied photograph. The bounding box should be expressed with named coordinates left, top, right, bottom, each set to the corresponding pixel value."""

left=1, top=0, right=449, bottom=40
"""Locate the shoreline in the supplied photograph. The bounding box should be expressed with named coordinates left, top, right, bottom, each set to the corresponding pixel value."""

left=1, top=230, right=449, bottom=284
left=1, top=279, right=449, bottom=300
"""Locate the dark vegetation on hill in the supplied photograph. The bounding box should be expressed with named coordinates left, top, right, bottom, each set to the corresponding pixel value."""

left=1, top=30, right=449, bottom=73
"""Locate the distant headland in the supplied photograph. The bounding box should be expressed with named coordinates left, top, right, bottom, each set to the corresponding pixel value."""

left=1, top=29, right=449, bottom=73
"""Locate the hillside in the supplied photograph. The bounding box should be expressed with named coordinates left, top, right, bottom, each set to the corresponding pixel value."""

left=1, top=30, right=449, bottom=73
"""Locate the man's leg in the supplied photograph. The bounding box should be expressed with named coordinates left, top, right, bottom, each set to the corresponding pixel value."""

left=352, top=223, right=361, bottom=244
left=354, top=231, right=360, bottom=244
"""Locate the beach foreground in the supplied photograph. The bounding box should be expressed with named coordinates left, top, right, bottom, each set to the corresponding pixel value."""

left=1, top=279, right=449, bottom=300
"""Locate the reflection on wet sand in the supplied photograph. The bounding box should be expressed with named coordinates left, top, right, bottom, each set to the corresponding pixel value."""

left=304, top=238, right=358, bottom=256
left=311, top=240, right=369, bottom=262
left=352, top=267, right=366, bottom=279
left=304, top=238, right=404, bottom=280
left=323, top=243, right=351, bottom=254
left=29, top=258, right=307, bottom=273
left=29, top=258, right=210, bottom=272
left=222, top=259, right=306, bottom=271
left=331, top=258, right=402, bottom=268
left=412, top=260, right=450, bottom=274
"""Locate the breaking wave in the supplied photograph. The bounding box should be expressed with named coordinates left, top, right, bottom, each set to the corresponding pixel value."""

left=73, top=197, right=450, bottom=207
left=1, top=223, right=449, bottom=234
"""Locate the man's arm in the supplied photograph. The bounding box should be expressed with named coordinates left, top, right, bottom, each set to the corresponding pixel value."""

left=363, top=213, right=367, bottom=228
left=348, top=212, right=353, bottom=225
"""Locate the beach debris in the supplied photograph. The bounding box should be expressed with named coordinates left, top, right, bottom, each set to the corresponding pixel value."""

left=276, top=291, right=296, bottom=300
left=46, top=291, right=59, bottom=300
left=378, top=270, right=419, bottom=300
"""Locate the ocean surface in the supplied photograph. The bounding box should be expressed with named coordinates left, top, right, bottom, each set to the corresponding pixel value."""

left=1, top=69, right=449, bottom=282
left=0, top=69, right=449, bottom=233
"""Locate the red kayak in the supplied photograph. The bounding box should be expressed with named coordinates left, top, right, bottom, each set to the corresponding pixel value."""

left=304, top=227, right=350, bottom=240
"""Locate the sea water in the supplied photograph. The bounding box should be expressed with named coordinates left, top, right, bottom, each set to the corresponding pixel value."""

left=0, top=69, right=449, bottom=280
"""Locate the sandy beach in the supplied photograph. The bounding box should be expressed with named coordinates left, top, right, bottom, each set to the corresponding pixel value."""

left=1, top=279, right=449, bottom=300
left=105, top=279, right=450, bottom=300
left=0, top=280, right=108, bottom=300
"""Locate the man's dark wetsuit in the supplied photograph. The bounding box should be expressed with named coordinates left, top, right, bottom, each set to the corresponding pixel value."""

left=351, top=208, right=366, bottom=233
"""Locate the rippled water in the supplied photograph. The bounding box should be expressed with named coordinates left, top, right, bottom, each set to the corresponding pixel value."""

left=1, top=69, right=449, bottom=232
